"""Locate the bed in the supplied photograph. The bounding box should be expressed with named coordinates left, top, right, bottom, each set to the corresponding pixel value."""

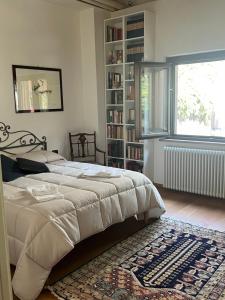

left=0, top=122, right=166, bottom=300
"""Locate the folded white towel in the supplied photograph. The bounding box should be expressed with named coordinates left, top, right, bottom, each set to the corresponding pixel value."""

left=30, top=193, right=64, bottom=202
left=27, top=184, right=59, bottom=196
left=4, top=189, right=64, bottom=203
left=26, top=184, right=64, bottom=202
left=4, top=191, right=27, bottom=201
left=78, top=170, right=124, bottom=178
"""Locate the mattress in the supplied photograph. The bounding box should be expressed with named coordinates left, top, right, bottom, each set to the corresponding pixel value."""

left=4, top=160, right=165, bottom=300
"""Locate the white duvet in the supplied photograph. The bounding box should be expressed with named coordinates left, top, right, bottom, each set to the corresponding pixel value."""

left=4, top=161, right=165, bottom=300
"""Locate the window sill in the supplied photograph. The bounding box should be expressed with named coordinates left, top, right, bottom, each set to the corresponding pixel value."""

left=159, top=136, right=225, bottom=145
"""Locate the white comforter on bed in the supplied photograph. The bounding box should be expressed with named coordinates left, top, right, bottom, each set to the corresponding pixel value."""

left=4, top=161, right=165, bottom=300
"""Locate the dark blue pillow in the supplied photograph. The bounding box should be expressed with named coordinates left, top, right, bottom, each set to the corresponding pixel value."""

left=17, top=158, right=49, bottom=174
left=1, top=154, right=25, bottom=182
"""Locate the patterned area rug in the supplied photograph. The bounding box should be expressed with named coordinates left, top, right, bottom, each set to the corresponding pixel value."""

left=48, top=218, right=225, bottom=300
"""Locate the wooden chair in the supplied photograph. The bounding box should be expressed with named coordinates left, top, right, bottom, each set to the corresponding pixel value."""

left=69, top=132, right=106, bottom=165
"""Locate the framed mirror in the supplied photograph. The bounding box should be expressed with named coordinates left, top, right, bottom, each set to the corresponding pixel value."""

left=12, top=65, right=63, bottom=113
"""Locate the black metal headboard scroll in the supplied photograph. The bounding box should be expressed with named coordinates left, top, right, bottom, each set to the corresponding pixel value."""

left=0, top=122, right=47, bottom=155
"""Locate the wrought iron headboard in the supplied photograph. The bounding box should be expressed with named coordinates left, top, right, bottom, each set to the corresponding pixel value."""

left=0, top=122, right=47, bottom=155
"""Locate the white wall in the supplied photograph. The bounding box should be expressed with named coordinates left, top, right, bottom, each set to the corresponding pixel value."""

left=112, top=0, right=225, bottom=183
left=150, top=0, right=225, bottom=184
left=78, top=8, right=109, bottom=146
left=94, top=8, right=110, bottom=150
left=0, top=0, right=84, bottom=158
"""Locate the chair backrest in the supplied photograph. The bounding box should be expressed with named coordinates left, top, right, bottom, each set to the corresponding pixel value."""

left=69, top=132, right=97, bottom=162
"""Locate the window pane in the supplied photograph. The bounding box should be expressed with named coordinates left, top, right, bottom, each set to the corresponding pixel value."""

left=138, top=65, right=169, bottom=138
left=176, top=60, right=225, bottom=137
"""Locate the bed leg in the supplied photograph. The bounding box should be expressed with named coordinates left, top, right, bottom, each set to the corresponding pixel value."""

left=145, top=217, right=160, bottom=225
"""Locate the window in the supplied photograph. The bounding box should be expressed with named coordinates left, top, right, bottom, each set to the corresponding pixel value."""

left=175, top=58, right=225, bottom=139
left=135, top=62, right=171, bottom=139
left=135, top=51, right=225, bottom=141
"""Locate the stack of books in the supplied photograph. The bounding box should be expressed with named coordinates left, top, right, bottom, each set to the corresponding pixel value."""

left=107, top=109, right=123, bottom=123
left=127, top=145, right=143, bottom=160
left=107, top=72, right=122, bottom=89
left=126, top=42, right=144, bottom=62
left=126, top=160, right=143, bottom=172
left=127, top=127, right=136, bottom=142
left=110, top=90, right=123, bottom=104
left=106, top=26, right=122, bottom=42
left=108, top=158, right=124, bottom=169
left=126, top=17, right=144, bottom=39
left=108, top=141, right=124, bottom=157
left=107, top=125, right=123, bottom=139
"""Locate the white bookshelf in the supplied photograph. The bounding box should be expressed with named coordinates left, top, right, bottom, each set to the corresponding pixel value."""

left=104, top=11, right=154, bottom=173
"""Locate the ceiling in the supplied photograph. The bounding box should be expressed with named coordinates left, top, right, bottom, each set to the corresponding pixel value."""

left=42, top=0, right=156, bottom=11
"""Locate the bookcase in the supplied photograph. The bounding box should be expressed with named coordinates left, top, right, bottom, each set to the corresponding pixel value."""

left=104, top=11, right=154, bottom=174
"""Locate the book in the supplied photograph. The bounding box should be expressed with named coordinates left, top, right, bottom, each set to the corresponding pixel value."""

left=126, top=17, right=144, bottom=39
left=107, top=125, right=123, bottom=139
left=127, top=84, right=135, bottom=100
left=126, top=145, right=143, bottom=160
left=128, top=109, right=135, bottom=122
left=108, top=140, right=123, bottom=157
left=107, top=110, right=123, bottom=124
left=110, top=90, right=123, bottom=104
left=106, top=26, right=123, bottom=42
left=108, top=158, right=124, bottom=169
left=126, top=42, right=144, bottom=62
left=107, top=72, right=122, bottom=89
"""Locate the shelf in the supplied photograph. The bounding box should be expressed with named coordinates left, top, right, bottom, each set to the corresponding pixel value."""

left=104, top=16, right=123, bottom=23
left=108, top=156, right=124, bottom=160
left=125, top=123, right=135, bottom=126
left=125, top=79, right=134, bottom=82
left=127, top=141, right=144, bottom=145
left=126, top=99, right=135, bottom=102
left=125, top=62, right=134, bottom=65
left=107, top=138, right=124, bottom=141
left=107, top=122, right=124, bottom=125
left=126, top=158, right=144, bottom=163
left=106, top=88, right=123, bottom=91
left=125, top=36, right=144, bottom=42
left=106, top=123, right=124, bottom=126
left=105, top=40, right=123, bottom=45
left=105, top=63, right=123, bottom=67
left=106, top=104, right=123, bottom=106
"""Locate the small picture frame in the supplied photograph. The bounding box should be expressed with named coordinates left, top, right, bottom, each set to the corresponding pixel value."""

left=12, top=65, right=64, bottom=113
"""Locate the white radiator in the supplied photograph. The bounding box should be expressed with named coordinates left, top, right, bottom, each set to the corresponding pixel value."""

left=164, top=146, right=225, bottom=198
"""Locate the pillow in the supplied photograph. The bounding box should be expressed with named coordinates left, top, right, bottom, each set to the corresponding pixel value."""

left=16, top=150, right=65, bottom=163
left=16, top=151, right=47, bottom=163
left=1, top=154, right=25, bottom=182
left=17, top=158, right=50, bottom=174
left=43, top=151, right=65, bottom=163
